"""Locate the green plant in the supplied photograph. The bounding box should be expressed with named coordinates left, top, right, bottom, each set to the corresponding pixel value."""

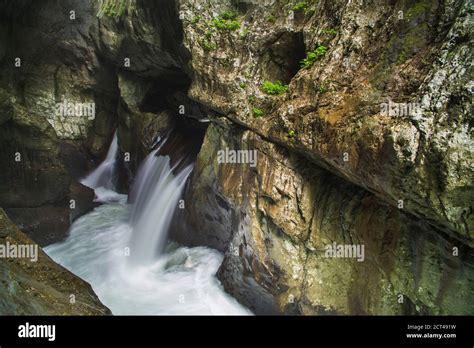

left=299, top=45, right=328, bottom=69
left=318, top=84, right=328, bottom=94
left=220, top=10, right=238, bottom=20
left=199, top=39, right=216, bottom=51
left=266, top=15, right=276, bottom=23
left=261, top=80, right=289, bottom=95
left=288, top=130, right=296, bottom=137
left=239, top=81, right=247, bottom=89
left=292, top=1, right=308, bottom=12
left=191, top=15, right=201, bottom=24
left=240, top=28, right=250, bottom=38
left=205, top=30, right=213, bottom=39
left=322, top=28, right=338, bottom=36
left=252, top=107, right=264, bottom=117
left=406, top=0, right=431, bottom=18
left=98, top=0, right=130, bottom=18
left=212, top=18, right=240, bottom=30
left=212, top=11, right=241, bottom=31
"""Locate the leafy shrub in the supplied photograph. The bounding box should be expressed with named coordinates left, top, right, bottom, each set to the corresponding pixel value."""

left=191, top=15, right=201, bottom=24
left=199, top=39, right=216, bottom=51
left=292, top=1, right=308, bottom=12
left=288, top=130, right=296, bottom=137
left=261, top=80, right=289, bottom=95
left=212, top=18, right=240, bottom=30
left=212, top=11, right=240, bottom=31
left=299, top=45, right=328, bottom=69
left=266, top=15, right=276, bottom=23
left=239, top=81, right=247, bottom=89
left=252, top=107, right=264, bottom=117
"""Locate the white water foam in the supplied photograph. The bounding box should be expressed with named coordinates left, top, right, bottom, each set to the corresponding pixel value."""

left=128, top=152, right=193, bottom=265
left=45, top=196, right=250, bottom=315
left=81, top=131, right=118, bottom=190
left=45, top=137, right=251, bottom=315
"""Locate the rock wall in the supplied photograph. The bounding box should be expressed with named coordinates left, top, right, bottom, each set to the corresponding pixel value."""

left=172, top=0, right=474, bottom=314
left=0, top=91, right=95, bottom=245
left=0, top=0, right=194, bottom=237
left=178, top=0, right=473, bottom=243
left=174, top=122, right=473, bottom=314
left=0, top=208, right=110, bottom=314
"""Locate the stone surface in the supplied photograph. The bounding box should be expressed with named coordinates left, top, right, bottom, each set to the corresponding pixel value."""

left=179, top=0, right=473, bottom=245
left=177, top=123, right=474, bottom=315
left=0, top=94, right=95, bottom=245
left=0, top=208, right=111, bottom=315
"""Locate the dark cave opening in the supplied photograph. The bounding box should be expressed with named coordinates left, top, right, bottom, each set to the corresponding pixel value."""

left=261, top=31, right=307, bottom=84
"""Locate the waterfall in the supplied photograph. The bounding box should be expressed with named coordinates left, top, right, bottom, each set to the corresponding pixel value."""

left=128, top=147, right=193, bottom=265
left=45, top=131, right=251, bottom=315
left=81, top=131, right=118, bottom=190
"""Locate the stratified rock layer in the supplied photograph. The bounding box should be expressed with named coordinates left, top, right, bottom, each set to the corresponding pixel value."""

left=173, top=123, right=474, bottom=314
left=179, top=0, right=473, bottom=244
left=172, top=0, right=474, bottom=314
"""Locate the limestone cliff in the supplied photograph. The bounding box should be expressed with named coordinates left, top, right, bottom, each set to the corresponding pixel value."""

left=179, top=0, right=473, bottom=243
left=172, top=0, right=474, bottom=314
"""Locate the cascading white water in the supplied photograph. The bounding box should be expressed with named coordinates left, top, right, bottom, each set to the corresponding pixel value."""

left=81, top=131, right=118, bottom=190
left=45, top=135, right=251, bottom=315
left=128, top=150, right=193, bottom=265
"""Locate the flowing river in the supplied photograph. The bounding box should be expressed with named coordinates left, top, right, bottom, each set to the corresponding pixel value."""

left=44, top=134, right=251, bottom=315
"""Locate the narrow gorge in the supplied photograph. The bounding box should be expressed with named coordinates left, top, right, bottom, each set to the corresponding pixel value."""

left=0, top=0, right=472, bottom=316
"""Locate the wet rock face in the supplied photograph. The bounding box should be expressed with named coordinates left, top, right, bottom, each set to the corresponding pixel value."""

left=0, top=92, right=96, bottom=245
left=0, top=0, right=111, bottom=243
left=181, top=123, right=474, bottom=315
left=0, top=0, right=191, bottom=237
left=179, top=0, right=473, bottom=245
left=0, top=96, right=90, bottom=244
left=173, top=0, right=473, bottom=313
left=0, top=208, right=111, bottom=315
